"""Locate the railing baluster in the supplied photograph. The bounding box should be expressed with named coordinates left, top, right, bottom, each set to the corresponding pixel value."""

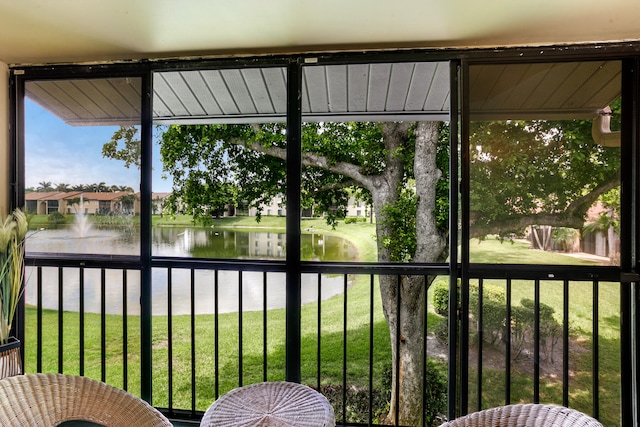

left=592, top=280, right=600, bottom=419
left=101, top=268, right=106, bottom=382
left=422, top=274, right=429, bottom=427
left=190, top=268, right=196, bottom=415
left=563, top=279, right=569, bottom=407
left=214, top=269, right=219, bottom=399
left=533, top=279, right=540, bottom=403
left=505, top=278, right=512, bottom=405
left=263, top=271, right=268, bottom=382
left=238, top=270, right=243, bottom=387
left=58, top=267, right=63, bottom=374
left=317, top=272, right=322, bottom=390
left=342, top=273, right=348, bottom=426
left=36, top=266, right=43, bottom=373
left=477, top=278, right=484, bottom=411
left=79, top=267, right=85, bottom=376
left=122, top=269, right=128, bottom=391
left=369, top=274, right=374, bottom=427
left=395, top=274, right=401, bottom=426
left=167, top=267, right=173, bottom=412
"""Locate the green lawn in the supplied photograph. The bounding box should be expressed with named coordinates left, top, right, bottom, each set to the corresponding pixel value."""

left=22, top=225, right=621, bottom=425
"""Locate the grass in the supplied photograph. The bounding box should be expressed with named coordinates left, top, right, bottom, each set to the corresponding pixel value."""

left=22, top=225, right=621, bottom=425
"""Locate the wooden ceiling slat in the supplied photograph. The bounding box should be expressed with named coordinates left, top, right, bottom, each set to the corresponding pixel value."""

left=27, top=82, right=81, bottom=122
left=200, top=70, right=239, bottom=115
left=501, top=64, right=551, bottom=111
left=561, top=61, right=621, bottom=111
left=162, top=73, right=206, bottom=116
left=260, top=68, right=287, bottom=114
left=326, top=65, right=348, bottom=113
left=367, top=63, right=392, bottom=112
left=469, top=64, right=505, bottom=112
left=480, top=64, right=531, bottom=113
left=154, top=73, right=188, bottom=117
left=302, top=66, right=329, bottom=113
left=386, top=63, right=414, bottom=111
left=347, top=64, right=369, bottom=113
left=73, top=80, right=132, bottom=119
left=241, top=68, right=277, bottom=115
left=423, top=62, right=450, bottom=112
left=544, top=62, right=600, bottom=110
left=184, top=71, right=223, bottom=116
left=220, top=69, right=257, bottom=115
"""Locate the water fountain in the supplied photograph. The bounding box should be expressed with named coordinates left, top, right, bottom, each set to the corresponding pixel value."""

left=73, top=195, right=92, bottom=238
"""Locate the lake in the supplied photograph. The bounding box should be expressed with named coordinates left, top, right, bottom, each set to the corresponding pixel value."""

left=25, top=226, right=359, bottom=315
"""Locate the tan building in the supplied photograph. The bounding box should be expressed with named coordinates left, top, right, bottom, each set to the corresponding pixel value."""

left=25, top=191, right=136, bottom=215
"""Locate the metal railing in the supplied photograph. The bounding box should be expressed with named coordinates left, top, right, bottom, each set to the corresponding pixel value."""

left=22, top=255, right=621, bottom=426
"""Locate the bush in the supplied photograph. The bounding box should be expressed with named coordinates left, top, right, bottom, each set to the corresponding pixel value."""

left=511, top=299, right=562, bottom=362
left=47, top=211, right=65, bottom=225
left=470, top=284, right=507, bottom=345
left=432, top=281, right=450, bottom=315
left=320, top=383, right=389, bottom=424
left=423, top=358, right=448, bottom=426
left=433, top=280, right=507, bottom=346
left=321, top=358, right=447, bottom=426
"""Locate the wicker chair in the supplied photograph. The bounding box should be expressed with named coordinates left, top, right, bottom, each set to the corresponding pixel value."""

left=438, top=403, right=603, bottom=427
left=201, top=381, right=335, bottom=426
left=0, top=373, right=172, bottom=426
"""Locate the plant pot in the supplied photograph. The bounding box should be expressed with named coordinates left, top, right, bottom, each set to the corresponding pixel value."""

left=0, top=337, right=21, bottom=379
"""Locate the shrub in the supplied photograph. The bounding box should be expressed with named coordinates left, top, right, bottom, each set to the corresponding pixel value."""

left=321, top=359, right=448, bottom=426
left=432, top=281, right=450, bottom=315
left=47, top=211, right=65, bottom=225
left=511, top=299, right=562, bottom=362
left=344, top=216, right=368, bottom=224
left=423, top=358, right=448, bottom=426
left=433, top=280, right=507, bottom=346
left=470, top=284, right=507, bottom=345
left=320, top=383, right=389, bottom=424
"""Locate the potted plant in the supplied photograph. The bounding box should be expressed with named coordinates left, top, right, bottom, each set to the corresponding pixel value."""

left=0, top=208, right=27, bottom=378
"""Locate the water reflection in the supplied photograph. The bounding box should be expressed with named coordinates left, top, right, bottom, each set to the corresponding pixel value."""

left=25, top=226, right=358, bottom=315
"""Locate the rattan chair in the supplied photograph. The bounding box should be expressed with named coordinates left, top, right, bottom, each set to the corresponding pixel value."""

left=201, top=381, right=335, bottom=426
left=0, top=373, right=172, bottom=426
left=438, top=403, right=603, bottom=427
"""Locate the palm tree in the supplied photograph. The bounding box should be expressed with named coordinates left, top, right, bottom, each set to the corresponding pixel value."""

left=551, top=227, right=579, bottom=252
left=583, top=212, right=619, bottom=261
left=37, top=181, right=53, bottom=192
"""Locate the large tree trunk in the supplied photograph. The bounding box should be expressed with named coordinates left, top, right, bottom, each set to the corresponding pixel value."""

left=377, top=122, right=447, bottom=426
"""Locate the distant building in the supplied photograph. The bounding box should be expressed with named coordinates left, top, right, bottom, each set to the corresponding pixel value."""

left=25, top=191, right=135, bottom=215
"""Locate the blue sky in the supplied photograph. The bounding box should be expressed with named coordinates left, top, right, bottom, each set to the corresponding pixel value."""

left=25, top=99, right=173, bottom=193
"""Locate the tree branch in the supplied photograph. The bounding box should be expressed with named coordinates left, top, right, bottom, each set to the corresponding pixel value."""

left=313, top=180, right=361, bottom=192
left=229, top=138, right=377, bottom=190
left=471, top=170, right=621, bottom=238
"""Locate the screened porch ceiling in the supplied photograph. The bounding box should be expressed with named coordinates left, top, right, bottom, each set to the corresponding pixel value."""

left=25, top=60, right=621, bottom=126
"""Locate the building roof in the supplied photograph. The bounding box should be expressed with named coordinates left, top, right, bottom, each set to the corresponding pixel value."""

left=25, top=191, right=72, bottom=201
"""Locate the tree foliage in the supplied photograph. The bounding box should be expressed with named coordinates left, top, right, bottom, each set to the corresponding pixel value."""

left=102, top=126, right=141, bottom=169
left=469, top=119, right=620, bottom=237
